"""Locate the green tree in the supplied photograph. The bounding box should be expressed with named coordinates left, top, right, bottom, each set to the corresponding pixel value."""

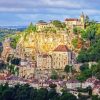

left=92, top=95, right=100, bottom=100
left=50, top=70, right=58, bottom=80
left=85, top=15, right=90, bottom=27
left=87, top=86, right=92, bottom=96
left=10, top=34, right=20, bottom=49
left=60, top=92, right=77, bottom=100
left=26, top=22, right=36, bottom=33
left=0, top=60, right=6, bottom=70
left=8, top=64, right=15, bottom=74
left=47, top=88, right=59, bottom=100
left=64, top=65, right=73, bottom=73
left=80, top=63, right=89, bottom=72
left=78, top=93, right=90, bottom=100
left=23, top=23, right=37, bottom=40
left=72, top=38, right=78, bottom=48
left=77, top=49, right=89, bottom=63
left=77, top=38, right=100, bottom=63
left=80, top=29, right=87, bottom=40
left=11, top=57, right=21, bottom=65
left=49, top=84, right=57, bottom=89
left=52, top=20, right=64, bottom=28
left=77, top=65, right=92, bottom=83
left=77, top=74, right=86, bottom=85
left=86, top=22, right=96, bottom=45
left=35, top=88, right=48, bottom=100
left=73, top=27, right=78, bottom=35
left=2, top=89, right=14, bottom=100
left=0, top=42, right=3, bottom=57
left=96, top=23, right=100, bottom=35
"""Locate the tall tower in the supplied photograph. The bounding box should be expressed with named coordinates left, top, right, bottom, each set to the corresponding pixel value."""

left=80, top=12, right=85, bottom=29
left=80, top=12, right=85, bottom=23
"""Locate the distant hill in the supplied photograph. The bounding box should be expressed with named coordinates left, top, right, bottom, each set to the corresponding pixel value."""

left=0, top=26, right=27, bottom=30
left=0, top=26, right=27, bottom=42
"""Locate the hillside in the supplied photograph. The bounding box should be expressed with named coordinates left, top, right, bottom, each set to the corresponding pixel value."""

left=15, top=21, right=85, bottom=55
left=0, top=26, right=26, bottom=42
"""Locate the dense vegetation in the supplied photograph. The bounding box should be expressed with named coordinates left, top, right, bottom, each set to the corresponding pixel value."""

left=10, top=34, right=20, bottom=49
left=50, top=70, right=59, bottom=80
left=0, top=83, right=98, bottom=100
left=0, top=83, right=78, bottom=100
left=76, top=19, right=100, bottom=81
left=52, top=20, right=66, bottom=29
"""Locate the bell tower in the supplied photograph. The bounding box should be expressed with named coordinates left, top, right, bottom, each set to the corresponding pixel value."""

left=80, top=12, right=85, bottom=23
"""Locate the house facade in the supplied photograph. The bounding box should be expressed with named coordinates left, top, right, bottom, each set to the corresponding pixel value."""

left=52, top=45, right=72, bottom=70
left=65, top=13, right=85, bottom=33
left=36, top=53, right=52, bottom=70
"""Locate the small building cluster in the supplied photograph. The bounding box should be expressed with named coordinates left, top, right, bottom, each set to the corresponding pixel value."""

left=36, top=45, right=72, bottom=70
left=65, top=12, right=85, bottom=33
left=1, top=13, right=86, bottom=79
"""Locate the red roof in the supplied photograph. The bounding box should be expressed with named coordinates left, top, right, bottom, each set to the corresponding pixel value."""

left=85, top=77, right=98, bottom=83
left=39, top=54, right=51, bottom=58
left=53, top=45, right=70, bottom=52
left=67, top=79, right=79, bottom=83
left=65, top=18, right=78, bottom=21
left=43, top=54, right=51, bottom=58
left=0, top=75, right=5, bottom=80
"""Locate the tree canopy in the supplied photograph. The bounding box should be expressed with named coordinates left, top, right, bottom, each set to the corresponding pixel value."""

left=0, top=83, right=78, bottom=100
left=77, top=39, right=100, bottom=63
left=52, top=20, right=66, bottom=28
left=26, top=22, right=36, bottom=33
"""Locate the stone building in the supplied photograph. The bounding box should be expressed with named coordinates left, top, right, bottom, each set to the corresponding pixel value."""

left=52, top=45, right=72, bottom=70
left=36, top=53, right=52, bottom=70
left=19, top=60, right=36, bottom=78
left=65, top=13, right=85, bottom=33
left=36, top=21, right=48, bottom=31
left=19, top=66, right=35, bottom=78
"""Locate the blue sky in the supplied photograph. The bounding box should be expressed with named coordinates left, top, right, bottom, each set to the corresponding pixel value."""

left=0, top=0, right=100, bottom=26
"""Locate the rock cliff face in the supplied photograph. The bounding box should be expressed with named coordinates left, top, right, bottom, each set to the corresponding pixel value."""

left=16, top=31, right=69, bottom=55
left=15, top=28, right=84, bottom=60
left=2, top=21, right=84, bottom=60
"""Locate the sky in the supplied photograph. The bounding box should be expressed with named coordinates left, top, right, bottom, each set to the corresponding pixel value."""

left=0, top=0, right=100, bottom=26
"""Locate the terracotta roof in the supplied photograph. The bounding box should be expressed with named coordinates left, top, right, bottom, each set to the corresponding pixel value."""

left=93, top=85, right=100, bottom=90
left=94, top=80, right=100, bottom=85
left=0, top=75, right=5, bottom=80
left=85, top=77, right=98, bottom=83
left=65, top=18, right=79, bottom=21
left=67, top=79, right=80, bottom=83
left=53, top=45, right=70, bottom=52
left=39, top=54, right=51, bottom=58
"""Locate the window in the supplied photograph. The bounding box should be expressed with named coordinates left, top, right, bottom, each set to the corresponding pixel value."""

left=59, top=62, right=60, bottom=66
left=64, top=62, right=66, bottom=65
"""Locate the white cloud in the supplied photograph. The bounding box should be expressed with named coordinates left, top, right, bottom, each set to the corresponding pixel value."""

left=0, top=0, right=90, bottom=12
left=0, top=7, right=27, bottom=12
left=0, top=0, right=99, bottom=15
left=0, top=0, right=100, bottom=25
left=17, top=14, right=39, bottom=20
left=16, top=13, right=70, bottom=22
left=82, top=9, right=100, bottom=15
left=42, top=0, right=81, bottom=8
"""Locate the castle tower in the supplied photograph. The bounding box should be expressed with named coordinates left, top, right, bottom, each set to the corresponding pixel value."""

left=80, top=12, right=85, bottom=23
